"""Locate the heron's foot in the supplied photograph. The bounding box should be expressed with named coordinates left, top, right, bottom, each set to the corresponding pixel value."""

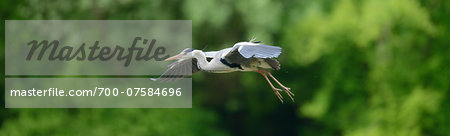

left=281, top=86, right=295, bottom=102
left=255, top=69, right=293, bottom=103
left=272, top=88, right=284, bottom=103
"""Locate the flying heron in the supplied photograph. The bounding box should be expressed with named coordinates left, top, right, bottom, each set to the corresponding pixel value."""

left=153, top=40, right=293, bottom=102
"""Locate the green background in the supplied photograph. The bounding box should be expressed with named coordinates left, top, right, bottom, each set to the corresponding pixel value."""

left=1, top=0, right=449, bottom=135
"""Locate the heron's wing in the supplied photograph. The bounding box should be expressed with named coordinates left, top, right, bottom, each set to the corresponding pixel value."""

left=152, top=58, right=198, bottom=82
left=224, top=42, right=281, bottom=63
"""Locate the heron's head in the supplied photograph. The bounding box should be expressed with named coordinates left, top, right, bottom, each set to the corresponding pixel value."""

left=165, top=48, right=195, bottom=61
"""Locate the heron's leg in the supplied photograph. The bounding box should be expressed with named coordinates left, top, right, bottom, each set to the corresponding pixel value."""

left=266, top=72, right=295, bottom=102
left=255, top=70, right=284, bottom=103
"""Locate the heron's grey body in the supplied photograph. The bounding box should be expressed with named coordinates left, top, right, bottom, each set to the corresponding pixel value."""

left=155, top=41, right=282, bottom=80
left=196, top=42, right=281, bottom=73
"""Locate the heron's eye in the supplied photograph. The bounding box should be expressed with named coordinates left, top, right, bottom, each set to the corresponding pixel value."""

left=253, top=41, right=261, bottom=43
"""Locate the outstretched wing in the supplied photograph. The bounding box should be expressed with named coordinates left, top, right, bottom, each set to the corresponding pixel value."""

left=152, top=51, right=216, bottom=82
left=224, top=42, right=281, bottom=64
left=151, top=58, right=197, bottom=82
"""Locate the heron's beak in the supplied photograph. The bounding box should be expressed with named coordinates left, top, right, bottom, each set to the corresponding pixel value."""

left=165, top=54, right=183, bottom=61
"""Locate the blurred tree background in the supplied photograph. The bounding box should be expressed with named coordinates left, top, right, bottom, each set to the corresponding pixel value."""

left=1, top=0, right=449, bottom=135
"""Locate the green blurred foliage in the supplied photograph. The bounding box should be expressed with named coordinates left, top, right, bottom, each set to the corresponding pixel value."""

left=1, top=0, right=449, bottom=135
left=0, top=109, right=226, bottom=136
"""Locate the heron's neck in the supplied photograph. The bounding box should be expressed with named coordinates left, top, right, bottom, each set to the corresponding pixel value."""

left=192, top=50, right=209, bottom=69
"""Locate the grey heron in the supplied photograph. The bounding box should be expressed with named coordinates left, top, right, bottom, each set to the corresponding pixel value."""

left=154, top=40, right=293, bottom=102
